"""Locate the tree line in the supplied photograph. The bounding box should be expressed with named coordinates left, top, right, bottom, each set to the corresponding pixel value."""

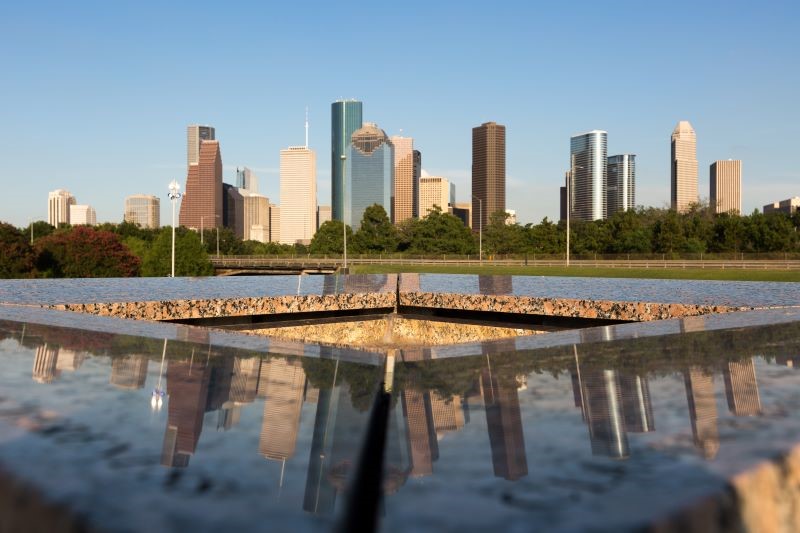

left=1, top=203, right=798, bottom=277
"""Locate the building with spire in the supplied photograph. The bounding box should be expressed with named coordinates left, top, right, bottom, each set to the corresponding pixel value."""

left=671, top=121, right=698, bottom=212
left=331, top=99, right=363, bottom=222
left=280, top=113, right=317, bottom=245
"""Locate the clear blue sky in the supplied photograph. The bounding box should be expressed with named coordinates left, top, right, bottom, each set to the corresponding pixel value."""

left=1, top=0, right=798, bottom=228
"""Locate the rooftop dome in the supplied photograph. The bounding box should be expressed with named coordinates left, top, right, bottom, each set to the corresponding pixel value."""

left=351, top=122, right=389, bottom=154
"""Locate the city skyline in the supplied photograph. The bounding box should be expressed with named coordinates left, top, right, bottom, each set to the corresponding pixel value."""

left=2, top=2, right=798, bottom=228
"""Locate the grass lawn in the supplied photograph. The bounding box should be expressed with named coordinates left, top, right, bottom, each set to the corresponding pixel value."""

left=349, top=263, right=800, bottom=282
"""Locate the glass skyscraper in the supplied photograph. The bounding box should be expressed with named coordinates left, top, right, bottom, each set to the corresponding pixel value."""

left=331, top=99, right=363, bottom=222
left=569, top=130, right=607, bottom=221
left=346, top=123, right=393, bottom=230
left=607, top=154, right=635, bottom=215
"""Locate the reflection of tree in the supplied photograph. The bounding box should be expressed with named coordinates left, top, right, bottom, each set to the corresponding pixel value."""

left=302, top=357, right=383, bottom=413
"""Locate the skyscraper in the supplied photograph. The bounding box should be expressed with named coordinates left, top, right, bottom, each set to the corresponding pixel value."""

left=317, top=205, right=331, bottom=230
left=419, top=176, right=451, bottom=218
left=671, top=121, right=698, bottom=212
left=331, top=99, right=363, bottom=222
left=235, top=166, right=258, bottom=193
left=187, top=125, right=215, bottom=167
left=179, top=139, right=222, bottom=230
left=472, top=122, right=506, bottom=231
left=413, top=150, right=422, bottom=218
left=222, top=183, right=245, bottom=238
left=607, top=154, right=635, bottom=215
left=346, top=123, right=393, bottom=230
left=390, top=135, right=415, bottom=224
left=124, top=195, right=160, bottom=228
left=242, top=192, right=270, bottom=242
left=69, top=204, right=96, bottom=226
left=280, top=146, right=317, bottom=245
left=48, top=189, right=75, bottom=227
left=570, top=130, right=607, bottom=221
left=710, top=160, right=742, bottom=214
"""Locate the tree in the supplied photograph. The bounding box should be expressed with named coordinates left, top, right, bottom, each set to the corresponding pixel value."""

left=408, top=206, right=476, bottom=254
left=141, top=227, right=212, bottom=277
left=709, top=213, right=745, bottom=253
left=527, top=218, right=563, bottom=254
left=309, top=220, right=353, bottom=255
left=653, top=210, right=685, bottom=254
left=201, top=226, right=243, bottom=255
left=35, top=226, right=141, bottom=277
left=0, top=222, right=36, bottom=278
left=352, top=204, right=398, bottom=253
left=483, top=211, right=527, bottom=254
left=606, top=209, right=652, bottom=253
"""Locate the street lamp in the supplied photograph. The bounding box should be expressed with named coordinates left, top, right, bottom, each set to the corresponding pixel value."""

left=566, top=161, right=584, bottom=267
left=168, top=180, right=182, bottom=277
left=340, top=153, right=347, bottom=272
left=472, top=195, right=482, bottom=263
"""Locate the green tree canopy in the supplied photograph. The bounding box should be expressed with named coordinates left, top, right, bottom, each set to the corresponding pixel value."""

left=352, top=204, right=398, bottom=253
left=141, top=227, right=212, bottom=277
left=483, top=211, right=527, bottom=254
left=407, top=206, right=477, bottom=254
left=309, top=220, right=353, bottom=255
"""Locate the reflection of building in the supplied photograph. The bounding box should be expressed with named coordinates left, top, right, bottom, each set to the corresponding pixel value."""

left=722, top=359, right=762, bottom=416
left=684, top=368, right=719, bottom=459
left=401, top=350, right=438, bottom=477
left=110, top=355, right=148, bottom=389
left=478, top=275, right=512, bottom=296
left=579, top=369, right=629, bottom=458
left=618, top=374, right=654, bottom=432
left=258, top=358, right=307, bottom=461
left=480, top=367, right=528, bottom=480
left=398, top=273, right=420, bottom=293
left=775, top=355, right=800, bottom=368
left=344, top=274, right=395, bottom=293
left=303, top=379, right=341, bottom=515
left=430, top=393, right=465, bottom=438
left=161, top=360, right=211, bottom=468
left=55, top=349, right=85, bottom=372
left=218, top=357, right=262, bottom=430
left=32, top=344, right=60, bottom=383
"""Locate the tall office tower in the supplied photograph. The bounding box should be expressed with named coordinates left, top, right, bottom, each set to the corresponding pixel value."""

left=69, top=204, right=96, bottom=225
left=48, top=189, right=76, bottom=227
left=472, top=122, right=506, bottom=231
left=579, top=368, right=629, bottom=458
left=671, top=120, right=698, bottom=212
left=763, top=197, right=800, bottom=215
left=480, top=366, right=528, bottom=480
left=569, top=130, right=608, bottom=221
left=449, top=203, right=472, bottom=228
left=607, top=154, right=636, bottom=215
left=179, top=140, right=222, bottom=230
left=684, top=368, right=719, bottom=459
left=222, top=183, right=244, bottom=238
left=161, top=360, right=211, bottom=468
left=419, top=176, right=451, bottom=218
left=258, top=358, right=307, bottom=462
left=124, top=195, right=160, bottom=228
left=187, top=125, right=215, bottom=166
left=331, top=99, right=363, bottom=221
left=390, top=135, right=414, bottom=224
left=317, top=205, right=331, bottom=230
left=110, top=355, right=148, bottom=390
left=412, top=150, right=421, bottom=218
left=280, top=146, right=317, bottom=245
left=269, top=204, right=281, bottom=242
left=710, top=160, right=742, bottom=214
left=235, top=166, right=258, bottom=193
left=241, top=192, right=270, bottom=242
left=722, top=359, right=762, bottom=416
left=346, top=123, right=394, bottom=230
left=32, top=344, right=60, bottom=383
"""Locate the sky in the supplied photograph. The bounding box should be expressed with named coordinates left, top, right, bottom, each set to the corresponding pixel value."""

left=1, top=0, right=799, bottom=228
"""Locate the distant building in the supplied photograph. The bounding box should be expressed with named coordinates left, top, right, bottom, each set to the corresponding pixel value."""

left=69, top=205, right=96, bottom=226
left=270, top=203, right=281, bottom=243
left=472, top=121, right=506, bottom=231
left=710, top=160, right=742, bottom=214
left=242, top=193, right=270, bottom=242
left=317, top=205, right=332, bottom=230
left=332, top=99, right=363, bottom=222
left=280, top=146, right=317, bottom=245
left=180, top=139, right=222, bottom=230
left=124, top=194, right=160, bottom=229
left=671, top=121, right=698, bottom=212
left=607, top=154, right=636, bottom=215
left=763, top=196, right=800, bottom=215
left=236, top=166, right=258, bottom=193
left=560, top=171, right=570, bottom=222
left=48, top=189, right=75, bottom=227
left=449, top=202, right=471, bottom=228
left=413, top=150, right=422, bottom=218
left=570, top=130, right=607, bottom=221
left=187, top=124, right=215, bottom=167
left=505, top=210, right=516, bottom=225
left=390, top=135, right=415, bottom=224
left=419, top=176, right=451, bottom=218
left=223, top=184, right=245, bottom=238
left=347, top=123, right=393, bottom=230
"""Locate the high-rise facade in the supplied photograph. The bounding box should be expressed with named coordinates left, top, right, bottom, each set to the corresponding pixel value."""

left=607, top=154, right=636, bottom=215
left=69, top=205, right=96, bottom=226
left=187, top=125, right=215, bottom=167
left=242, top=192, right=270, bottom=242
left=317, top=205, right=331, bottom=230
left=419, top=176, right=451, bottom=218
left=710, top=160, right=742, bottom=214
left=124, top=195, right=160, bottom=228
left=346, top=123, right=393, bottom=231
left=331, top=99, right=363, bottom=222
left=269, top=203, right=281, bottom=242
left=280, top=146, right=317, bottom=245
left=48, top=189, right=76, bottom=227
left=180, top=139, right=223, bottom=230
left=671, top=121, right=698, bottom=212
left=412, top=150, right=422, bottom=218
left=223, top=184, right=245, bottom=238
left=235, top=166, right=258, bottom=193
left=472, top=122, right=506, bottom=231
left=390, top=135, right=415, bottom=224
left=763, top=197, right=800, bottom=215
left=570, top=130, right=608, bottom=221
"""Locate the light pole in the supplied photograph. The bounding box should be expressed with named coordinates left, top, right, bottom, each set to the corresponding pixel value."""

left=29, top=218, right=34, bottom=245
left=566, top=161, right=584, bottom=267
left=472, top=195, right=482, bottom=263
left=168, top=180, right=181, bottom=277
left=340, top=153, right=347, bottom=272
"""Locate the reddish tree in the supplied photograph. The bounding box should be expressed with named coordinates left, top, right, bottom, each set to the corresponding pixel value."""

left=0, top=222, right=36, bottom=278
left=36, top=226, right=141, bottom=277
